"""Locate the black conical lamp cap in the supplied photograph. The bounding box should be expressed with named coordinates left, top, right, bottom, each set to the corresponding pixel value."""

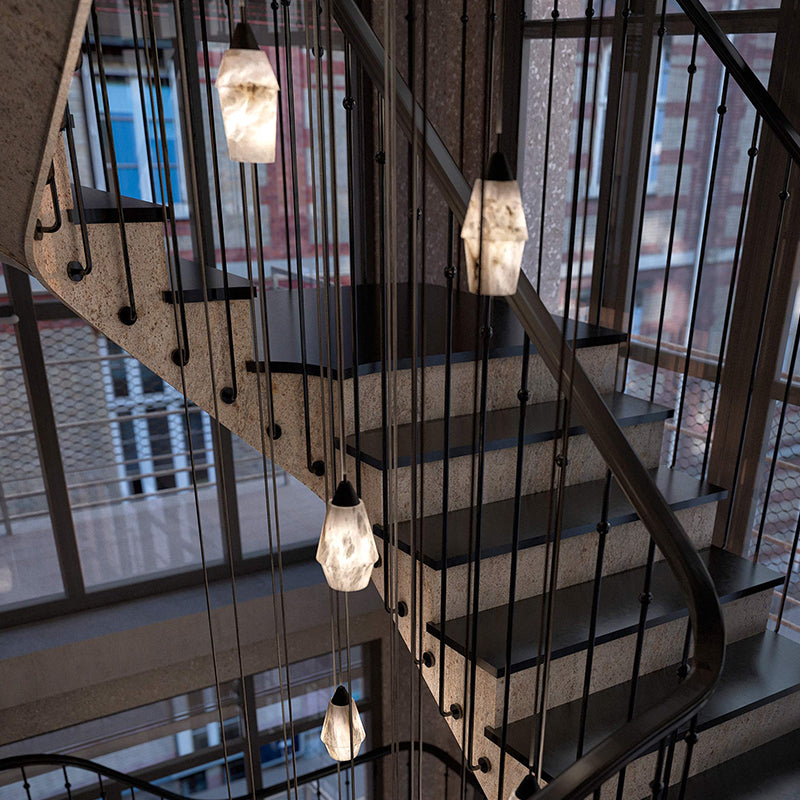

left=231, top=21, right=259, bottom=50
left=331, top=479, right=360, bottom=508
left=513, top=775, right=539, bottom=799
left=331, top=685, right=350, bottom=706
left=487, top=150, right=513, bottom=182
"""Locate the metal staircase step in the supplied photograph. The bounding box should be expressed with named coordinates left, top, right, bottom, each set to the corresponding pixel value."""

left=350, top=392, right=673, bottom=470
left=666, top=713, right=800, bottom=798
left=244, top=283, right=626, bottom=378
left=161, top=259, right=254, bottom=304
left=486, top=632, right=800, bottom=785
left=67, top=185, right=165, bottom=224
left=373, top=466, right=724, bottom=568
left=427, top=547, right=782, bottom=678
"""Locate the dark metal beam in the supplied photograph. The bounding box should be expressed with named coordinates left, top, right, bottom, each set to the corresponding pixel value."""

left=5, top=264, right=84, bottom=599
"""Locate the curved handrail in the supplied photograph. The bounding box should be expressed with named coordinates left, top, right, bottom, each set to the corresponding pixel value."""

left=0, top=743, right=483, bottom=800
left=332, top=0, right=726, bottom=796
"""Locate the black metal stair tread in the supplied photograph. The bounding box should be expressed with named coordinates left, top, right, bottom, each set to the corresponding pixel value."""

left=374, top=467, right=725, bottom=569
left=349, top=392, right=673, bottom=469
left=427, top=547, right=782, bottom=678
left=486, top=632, right=800, bottom=783
left=162, top=260, right=254, bottom=303
left=665, top=714, right=800, bottom=799
left=243, top=283, right=626, bottom=379
left=68, top=185, right=165, bottom=224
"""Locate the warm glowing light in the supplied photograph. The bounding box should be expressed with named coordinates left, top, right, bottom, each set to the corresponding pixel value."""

left=320, top=685, right=366, bottom=761
left=316, top=479, right=378, bottom=592
left=461, top=152, right=528, bottom=296
left=215, top=22, right=279, bottom=164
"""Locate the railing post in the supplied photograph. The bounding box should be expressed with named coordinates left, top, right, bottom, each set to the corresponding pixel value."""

left=706, top=0, right=800, bottom=554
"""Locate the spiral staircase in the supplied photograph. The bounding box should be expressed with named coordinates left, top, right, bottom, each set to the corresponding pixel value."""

left=3, top=0, right=800, bottom=798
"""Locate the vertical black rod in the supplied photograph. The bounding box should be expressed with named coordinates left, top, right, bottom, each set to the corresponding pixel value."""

left=615, top=538, right=658, bottom=800
left=84, top=30, right=109, bottom=191
left=676, top=718, right=699, bottom=800
left=128, top=0, right=155, bottom=201
left=21, top=767, right=31, bottom=800
left=90, top=4, right=139, bottom=326
left=192, top=0, right=238, bottom=402
left=438, top=215, right=457, bottom=715
left=700, top=115, right=761, bottom=482
left=62, top=767, right=72, bottom=800
left=497, top=335, right=532, bottom=800
left=671, top=70, right=729, bottom=468
left=281, top=0, right=318, bottom=474
left=63, top=103, right=94, bottom=278
left=576, top=470, right=613, bottom=759
left=775, top=505, right=800, bottom=629
left=622, top=0, right=667, bottom=379
left=722, top=156, right=793, bottom=548
left=649, top=30, right=699, bottom=404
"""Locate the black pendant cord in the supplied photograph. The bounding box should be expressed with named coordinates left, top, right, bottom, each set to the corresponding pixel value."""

left=250, top=162, right=303, bottom=800
left=614, top=537, right=658, bottom=800
left=89, top=4, right=139, bottom=327
left=437, top=215, right=456, bottom=717
left=343, top=40, right=363, bottom=495
left=722, top=156, right=793, bottom=549
left=649, top=30, right=699, bottom=405
left=280, top=0, right=320, bottom=475
left=576, top=469, right=613, bottom=760
left=497, top=335, right=532, bottom=800
left=621, top=0, right=667, bottom=380
left=83, top=29, right=109, bottom=192
left=537, top=0, right=559, bottom=293
left=775, top=502, right=800, bottom=630
left=127, top=0, right=155, bottom=203
left=753, top=308, right=800, bottom=561
left=196, top=0, right=239, bottom=405
left=63, top=103, right=94, bottom=280
left=311, top=2, right=339, bottom=487
left=671, top=70, right=730, bottom=468
left=142, top=0, right=192, bottom=363
left=700, top=114, right=761, bottom=482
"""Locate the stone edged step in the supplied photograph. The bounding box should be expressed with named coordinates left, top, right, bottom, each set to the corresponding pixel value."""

left=161, top=259, right=254, bottom=304
left=666, top=717, right=800, bottom=799
left=427, top=547, right=782, bottom=678
left=243, top=283, right=626, bottom=379
left=487, top=632, right=800, bottom=784
left=349, top=392, right=673, bottom=470
left=373, top=467, right=725, bottom=569
left=68, top=184, right=165, bottom=224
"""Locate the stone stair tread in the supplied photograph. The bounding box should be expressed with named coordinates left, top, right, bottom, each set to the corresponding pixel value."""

left=486, top=632, right=800, bottom=783
left=665, top=713, right=800, bottom=798
left=427, top=547, right=782, bottom=677
left=374, top=466, right=725, bottom=568
left=244, top=283, right=625, bottom=379
left=350, top=392, right=673, bottom=469
left=162, top=258, right=254, bottom=304
left=68, top=184, right=165, bottom=224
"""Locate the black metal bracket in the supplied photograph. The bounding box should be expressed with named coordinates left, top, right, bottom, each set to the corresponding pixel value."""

left=35, top=165, right=63, bottom=240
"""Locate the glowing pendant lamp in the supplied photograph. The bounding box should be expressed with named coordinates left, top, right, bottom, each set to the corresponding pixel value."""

left=215, top=22, right=279, bottom=164
left=316, top=479, right=378, bottom=592
left=320, top=685, right=366, bottom=761
left=461, top=152, right=528, bottom=296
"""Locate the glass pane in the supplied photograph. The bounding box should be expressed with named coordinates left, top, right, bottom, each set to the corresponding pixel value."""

left=38, top=320, right=224, bottom=589
left=0, top=307, right=64, bottom=608
left=233, top=434, right=324, bottom=556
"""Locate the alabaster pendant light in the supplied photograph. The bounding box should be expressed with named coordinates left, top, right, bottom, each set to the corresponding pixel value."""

left=316, top=479, right=378, bottom=592
left=215, top=21, right=279, bottom=164
left=320, top=685, right=366, bottom=761
left=509, top=774, right=540, bottom=800
left=461, top=151, right=528, bottom=296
